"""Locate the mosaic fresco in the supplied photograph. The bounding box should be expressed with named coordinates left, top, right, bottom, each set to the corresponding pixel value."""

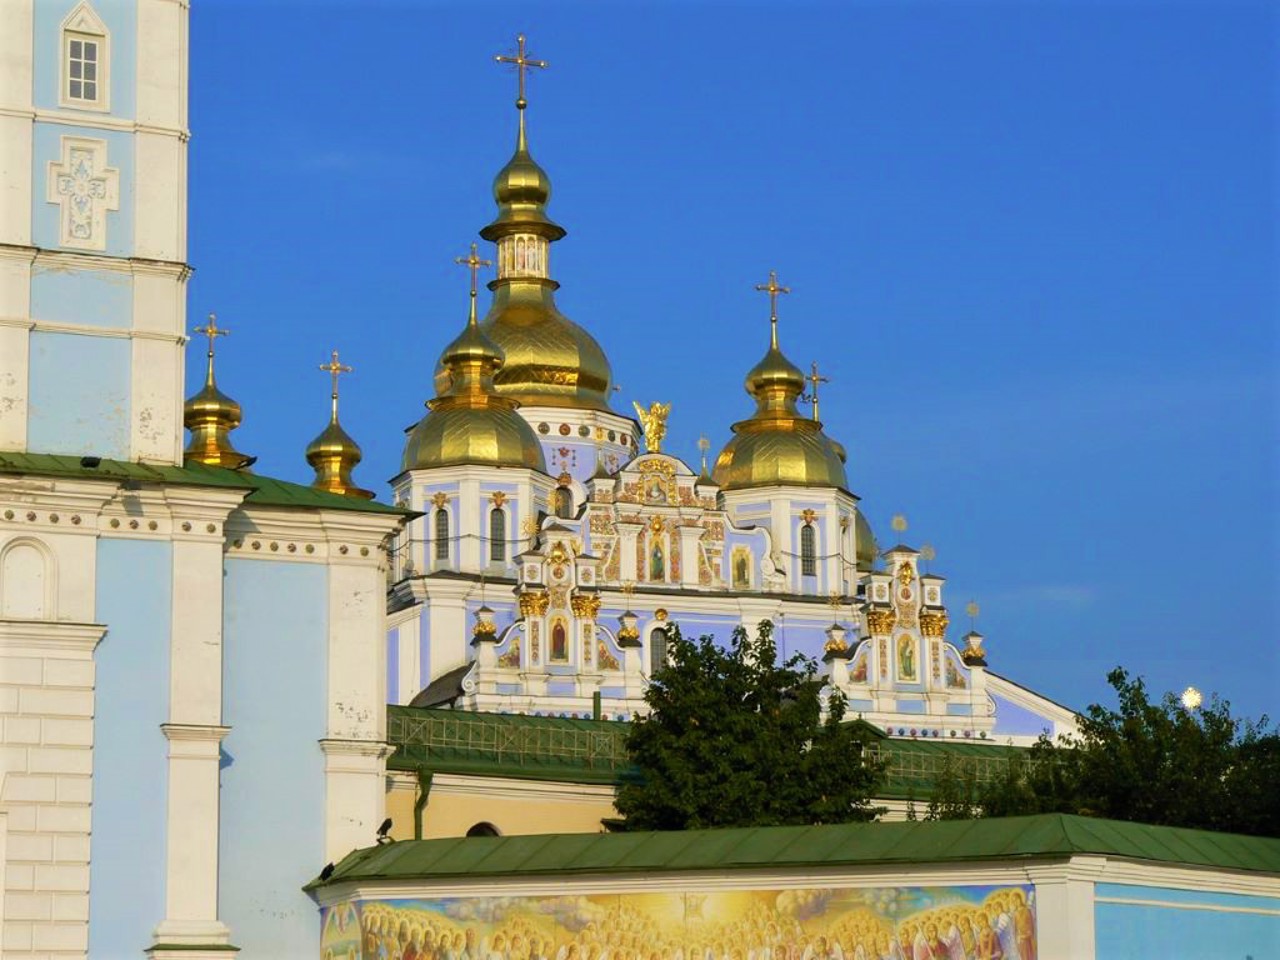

left=321, top=883, right=1036, bottom=960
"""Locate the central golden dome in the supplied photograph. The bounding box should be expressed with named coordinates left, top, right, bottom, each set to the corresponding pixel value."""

left=430, top=103, right=614, bottom=411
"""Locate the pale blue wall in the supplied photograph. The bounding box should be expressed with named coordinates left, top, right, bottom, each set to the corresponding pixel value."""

left=33, top=0, right=137, bottom=117
left=221, top=559, right=327, bottom=957
left=31, top=266, right=132, bottom=329
left=990, top=693, right=1055, bottom=737
left=1095, top=883, right=1280, bottom=959
left=27, top=330, right=130, bottom=458
left=32, top=122, right=135, bottom=256
left=387, top=627, right=399, bottom=705
left=89, top=538, right=171, bottom=957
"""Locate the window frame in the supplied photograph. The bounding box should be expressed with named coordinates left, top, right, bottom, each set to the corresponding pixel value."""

left=800, top=522, right=817, bottom=577
left=489, top=507, right=507, bottom=563
left=59, top=4, right=111, bottom=113
left=433, top=508, right=450, bottom=562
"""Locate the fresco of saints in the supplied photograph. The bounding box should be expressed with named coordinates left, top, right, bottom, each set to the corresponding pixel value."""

left=650, top=540, right=665, bottom=581
left=898, top=635, right=918, bottom=682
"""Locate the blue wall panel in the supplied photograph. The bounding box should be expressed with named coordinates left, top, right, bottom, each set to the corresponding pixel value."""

left=89, top=537, right=171, bottom=957
left=27, top=330, right=130, bottom=458
left=33, top=0, right=137, bottom=117
left=1095, top=885, right=1280, bottom=960
left=990, top=693, right=1055, bottom=737
left=221, top=559, right=327, bottom=956
left=32, top=122, right=135, bottom=256
left=31, top=265, right=132, bottom=329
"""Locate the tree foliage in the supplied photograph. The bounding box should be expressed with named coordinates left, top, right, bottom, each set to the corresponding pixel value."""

left=976, top=668, right=1280, bottom=837
left=615, top=621, right=885, bottom=830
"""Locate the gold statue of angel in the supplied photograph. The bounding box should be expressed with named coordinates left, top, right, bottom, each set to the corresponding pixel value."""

left=632, top=400, right=671, bottom=453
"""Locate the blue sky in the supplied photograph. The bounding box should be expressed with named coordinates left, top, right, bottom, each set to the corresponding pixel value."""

left=186, top=2, right=1277, bottom=720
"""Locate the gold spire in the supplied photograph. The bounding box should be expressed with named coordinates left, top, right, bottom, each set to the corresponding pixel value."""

left=432, top=34, right=615, bottom=412
left=404, top=247, right=546, bottom=471
left=712, top=278, right=847, bottom=492
left=306, top=350, right=374, bottom=499
left=805, top=361, right=829, bottom=422
left=697, top=434, right=712, bottom=478
left=183, top=313, right=253, bottom=469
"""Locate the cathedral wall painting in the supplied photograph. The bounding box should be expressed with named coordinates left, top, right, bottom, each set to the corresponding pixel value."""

left=321, top=883, right=1035, bottom=960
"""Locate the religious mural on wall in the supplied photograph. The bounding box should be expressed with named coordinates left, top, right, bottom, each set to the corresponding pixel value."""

left=321, top=883, right=1035, bottom=960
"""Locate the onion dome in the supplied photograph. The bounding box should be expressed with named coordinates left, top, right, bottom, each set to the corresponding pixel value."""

left=306, top=351, right=374, bottom=499
left=854, top=512, right=879, bottom=572
left=183, top=314, right=253, bottom=469
left=713, top=275, right=848, bottom=492
left=405, top=246, right=547, bottom=472
left=433, top=38, right=613, bottom=411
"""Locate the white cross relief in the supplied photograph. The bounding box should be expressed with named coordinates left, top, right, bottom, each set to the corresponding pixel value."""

left=46, top=136, right=119, bottom=251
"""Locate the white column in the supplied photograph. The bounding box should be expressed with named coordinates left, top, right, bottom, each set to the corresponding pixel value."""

left=678, top=527, right=701, bottom=588
left=1027, top=858, right=1104, bottom=960
left=458, top=478, right=480, bottom=572
left=0, top=248, right=35, bottom=452
left=151, top=491, right=241, bottom=953
left=0, top=0, right=33, bottom=249
left=617, top=523, right=641, bottom=582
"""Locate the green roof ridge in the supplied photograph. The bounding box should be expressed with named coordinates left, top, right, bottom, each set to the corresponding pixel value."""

left=308, top=813, right=1280, bottom=889
left=0, top=451, right=406, bottom=515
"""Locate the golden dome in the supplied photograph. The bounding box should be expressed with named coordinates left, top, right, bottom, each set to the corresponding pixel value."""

left=855, top=511, right=878, bottom=571
left=183, top=315, right=253, bottom=469
left=307, top=352, right=374, bottom=499
left=430, top=93, right=614, bottom=412
left=406, top=254, right=548, bottom=473
left=713, top=288, right=848, bottom=492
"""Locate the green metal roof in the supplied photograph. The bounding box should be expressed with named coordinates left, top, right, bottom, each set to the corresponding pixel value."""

left=0, top=451, right=405, bottom=515
left=311, top=814, right=1280, bottom=889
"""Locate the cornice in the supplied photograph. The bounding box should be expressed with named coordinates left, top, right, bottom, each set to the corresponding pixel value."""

left=0, top=619, right=106, bottom=650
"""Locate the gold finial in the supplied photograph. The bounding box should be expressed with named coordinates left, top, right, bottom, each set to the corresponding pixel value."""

left=184, top=312, right=252, bottom=469
left=193, top=312, right=230, bottom=387
left=495, top=33, right=547, bottom=110
left=920, top=543, right=936, bottom=573
left=697, top=434, right=711, bottom=475
left=1180, top=686, right=1203, bottom=711
left=754, top=270, right=791, bottom=349
left=455, top=242, right=493, bottom=326
left=891, top=513, right=908, bottom=534
left=965, top=600, right=980, bottom=628
left=632, top=401, right=671, bottom=453
left=318, top=349, right=353, bottom=421
left=804, top=361, right=829, bottom=422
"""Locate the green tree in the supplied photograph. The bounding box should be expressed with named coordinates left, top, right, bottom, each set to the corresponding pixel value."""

left=979, top=668, right=1280, bottom=837
left=615, top=621, right=885, bottom=830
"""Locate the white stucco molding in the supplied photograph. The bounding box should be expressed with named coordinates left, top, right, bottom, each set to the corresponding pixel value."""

left=225, top=504, right=404, bottom=566
left=160, top=723, right=230, bottom=757
left=426, top=772, right=616, bottom=805
left=0, top=618, right=105, bottom=653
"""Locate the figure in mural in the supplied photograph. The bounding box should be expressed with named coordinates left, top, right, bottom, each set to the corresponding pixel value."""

left=650, top=539, right=665, bottom=581
left=732, top=547, right=751, bottom=590
left=898, top=635, right=917, bottom=682
left=551, top=621, right=568, bottom=662
left=323, top=884, right=1035, bottom=960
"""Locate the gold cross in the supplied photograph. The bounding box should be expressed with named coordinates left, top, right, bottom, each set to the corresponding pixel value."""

left=495, top=34, right=548, bottom=109
left=193, top=312, right=229, bottom=359
left=804, top=361, right=829, bottom=421
left=697, top=434, right=711, bottom=474
left=754, top=270, right=790, bottom=347
left=455, top=242, right=493, bottom=298
left=319, top=349, right=353, bottom=418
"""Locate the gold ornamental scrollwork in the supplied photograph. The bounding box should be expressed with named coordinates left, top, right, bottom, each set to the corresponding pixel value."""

left=518, top=591, right=550, bottom=618
left=570, top=593, right=602, bottom=619
left=431, top=491, right=449, bottom=509
left=490, top=491, right=508, bottom=507
left=866, top=608, right=895, bottom=635
left=919, top=609, right=950, bottom=638
left=896, top=561, right=915, bottom=588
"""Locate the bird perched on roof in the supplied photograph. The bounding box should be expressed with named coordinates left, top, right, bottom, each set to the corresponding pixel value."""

left=319, top=862, right=335, bottom=881
left=376, top=817, right=393, bottom=845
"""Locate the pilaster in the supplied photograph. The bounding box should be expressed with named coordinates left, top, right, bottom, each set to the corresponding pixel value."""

left=1027, top=857, right=1106, bottom=960
left=319, top=739, right=393, bottom=864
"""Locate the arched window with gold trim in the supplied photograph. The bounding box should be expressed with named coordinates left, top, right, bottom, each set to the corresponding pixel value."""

left=434, top=508, right=449, bottom=562
left=554, top=486, right=573, bottom=519
left=800, top=523, right=816, bottom=577
left=489, top=508, right=506, bottom=563
left=650, top=627, right=668, bottom=675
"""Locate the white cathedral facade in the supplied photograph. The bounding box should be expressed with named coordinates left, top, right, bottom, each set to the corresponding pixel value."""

left=0, top=5, right=1074, bottom=958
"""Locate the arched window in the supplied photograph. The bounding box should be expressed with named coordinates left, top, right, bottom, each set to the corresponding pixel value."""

left=489, top=508, right=506, bottom=563
left=434, top=508, right=449, bottom=562
left=554, top=486, right=573, bottom=519
left=650, top=627, right=668, bottom=675
left=466, top=821, right=500, bottom=837
left=800, top=523, right=816, bottom=577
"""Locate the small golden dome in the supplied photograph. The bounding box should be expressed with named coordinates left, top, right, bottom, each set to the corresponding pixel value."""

left=855, top=511, right=878, bottom=571
left=307, top=352, right=374, bottom=499
left=407, top=250, right=548, bottom=473
left=183, top=315, right=253, bottom=469
left=713, top=285, right=848, bottom=492
left=480, top=119, right=565, bottom=242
